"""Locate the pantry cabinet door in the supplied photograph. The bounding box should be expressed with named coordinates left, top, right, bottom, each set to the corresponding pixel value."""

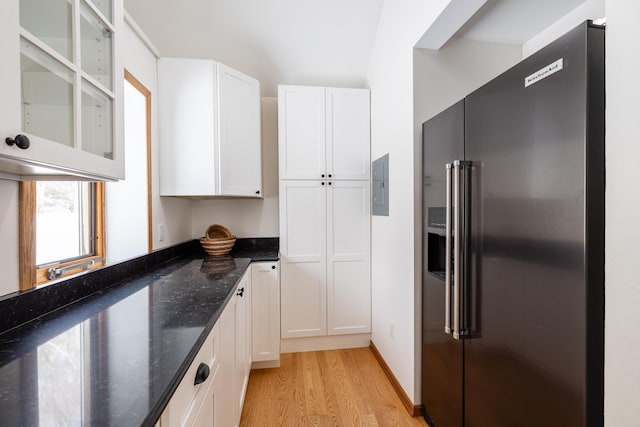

left=278, top=85, right=326, bottom=180
left=325, top=88, right=371, bottom=180
left=279, top=180, right=327, bottom=338
left=326, top=180, right=371, bottom=335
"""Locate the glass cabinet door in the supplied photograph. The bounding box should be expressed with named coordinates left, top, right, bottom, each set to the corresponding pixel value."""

left=80, top=3, right=113, bottom=91
left=20, top=38, right=74, bottom=148
left=0, top=0, right=123, bottom=180
left=19, top=0, right=73, bottom=61
left=88, top=0, right=113, bottom=23
left=82, top=80, right=113, bottom=159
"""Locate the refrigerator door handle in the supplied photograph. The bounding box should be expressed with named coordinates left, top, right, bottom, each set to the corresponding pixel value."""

left=444, top=163, right=452, bottom=335
left=453, top=161, right=462, bottom=340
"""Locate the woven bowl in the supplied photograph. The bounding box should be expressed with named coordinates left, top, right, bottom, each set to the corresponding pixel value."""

left=200, top=236, right=236, bottom=256
left=205, top=224, right=234, bottom=239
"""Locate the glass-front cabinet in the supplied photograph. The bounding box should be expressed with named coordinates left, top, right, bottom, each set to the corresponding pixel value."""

left=0, top=0, right=123, bottom=180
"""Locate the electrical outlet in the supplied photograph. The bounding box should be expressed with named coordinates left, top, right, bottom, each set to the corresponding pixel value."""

left=158, top=224, right=165, bottom=242
left=389, top=320, right=395, bottom=339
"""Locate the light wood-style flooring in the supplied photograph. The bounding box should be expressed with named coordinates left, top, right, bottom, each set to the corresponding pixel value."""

left=240, top=348, right=427, bottom=427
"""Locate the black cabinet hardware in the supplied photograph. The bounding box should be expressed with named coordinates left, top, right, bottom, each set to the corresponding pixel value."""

left=194, top=363, right=210, bottom=385
left=5, top=134, right=30, bottom=150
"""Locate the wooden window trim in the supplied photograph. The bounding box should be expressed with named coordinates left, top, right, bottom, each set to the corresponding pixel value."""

left=19, top=181, right=105, bottom=291
left=124, top=68, right=153, bottom=252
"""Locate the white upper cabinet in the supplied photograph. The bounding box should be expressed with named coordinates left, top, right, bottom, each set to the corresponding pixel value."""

left=158, top=58, right=262, bottom=197
left=0, top=0, right=124, bottom=180
left=218, top=64, right=262, bottom=197
left=278, top=85, right=370, bottom=181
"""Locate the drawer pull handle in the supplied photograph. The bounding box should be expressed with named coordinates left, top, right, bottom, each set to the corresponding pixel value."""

left=194, top=363, right=210, bottom=385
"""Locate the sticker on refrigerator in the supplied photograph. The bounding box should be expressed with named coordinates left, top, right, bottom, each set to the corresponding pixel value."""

left=524, top=58, right=564, bottom=88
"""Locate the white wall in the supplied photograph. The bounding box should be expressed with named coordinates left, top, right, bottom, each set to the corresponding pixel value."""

left=190, top=97, right=279, bottom=238
left=119, top=22, right=193, bottom=252
left=523, top=0, right=605, bottom=57
left=413, top=38, right=521, bottom=122
left=106, top=79, right=150, bottom=263
left=366, top=0, right=450, bottom=404
left=604, top=0, right=640, bottom=424
left=0, top=180, right=19, bottom=296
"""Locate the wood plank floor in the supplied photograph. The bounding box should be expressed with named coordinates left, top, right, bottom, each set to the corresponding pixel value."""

left=240, top=348, right=427, bottom=427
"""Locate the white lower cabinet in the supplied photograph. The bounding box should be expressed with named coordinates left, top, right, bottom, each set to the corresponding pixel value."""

left=213, top=294, right=235, bottom=427
left=234, top=270, right=252, bottom=425
left=160, top=269, right=252, bottom=427
left=159, top=322, right=218, bottom=427
left=251, top=262, right=280, bottom=364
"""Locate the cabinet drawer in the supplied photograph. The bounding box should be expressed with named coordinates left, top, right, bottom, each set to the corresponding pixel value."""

left=162, top=324, right=218, bottom=427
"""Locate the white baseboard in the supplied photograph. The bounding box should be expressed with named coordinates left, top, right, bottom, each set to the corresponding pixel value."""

left=251, top=359, right=281, bottom=369
left=280, top=333, right=371, bottom=353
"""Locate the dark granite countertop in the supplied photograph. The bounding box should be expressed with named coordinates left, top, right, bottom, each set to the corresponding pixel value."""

left=0, top=237, right=278, bottom=427
left=229, top=237, right=280, bottom=262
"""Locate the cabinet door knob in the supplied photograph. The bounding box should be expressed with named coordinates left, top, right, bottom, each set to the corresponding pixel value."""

left=5, top=134, right=30, bottom=150
left=271, top=265, right=276, bottom=269
left=328, top=182, right=332, bottom=186
left=194, top=363, right=210, bottom=385
left=328, top=174, right=332, bottom=178
left=321, top=182, right=325, bottom=186
left=321, top=174, right=325, bottom=178
left=237, top=287, right=245, bottom=297
left=255, top=190, right=260, bottom=195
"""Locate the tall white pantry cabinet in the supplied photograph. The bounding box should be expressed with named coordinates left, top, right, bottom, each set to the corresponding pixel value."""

left=278, top=85, right=371, bottom=347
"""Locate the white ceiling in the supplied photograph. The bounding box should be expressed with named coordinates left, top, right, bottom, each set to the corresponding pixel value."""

left=123, top=0, right=591, bottom=96
left=123, top=0, right=384, bottom=96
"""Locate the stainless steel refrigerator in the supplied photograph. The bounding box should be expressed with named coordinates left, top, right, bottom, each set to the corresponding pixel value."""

left=421, top=21, right=604, bottom=427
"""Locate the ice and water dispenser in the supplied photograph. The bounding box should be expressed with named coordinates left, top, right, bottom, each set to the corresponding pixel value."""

left=426, top=207, right=447, bottom=281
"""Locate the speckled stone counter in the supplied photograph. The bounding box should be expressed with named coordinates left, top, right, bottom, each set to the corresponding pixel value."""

left=0, top=238, right=278, bottom=427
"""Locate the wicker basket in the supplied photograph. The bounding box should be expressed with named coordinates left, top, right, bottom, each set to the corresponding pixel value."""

left=205, top=224, right=234, bottom=239
left=200, top=224, right=236, bottom=256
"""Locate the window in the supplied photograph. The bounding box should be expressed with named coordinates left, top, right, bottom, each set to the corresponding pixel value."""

left=19, top=181, right=105, bottom=290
